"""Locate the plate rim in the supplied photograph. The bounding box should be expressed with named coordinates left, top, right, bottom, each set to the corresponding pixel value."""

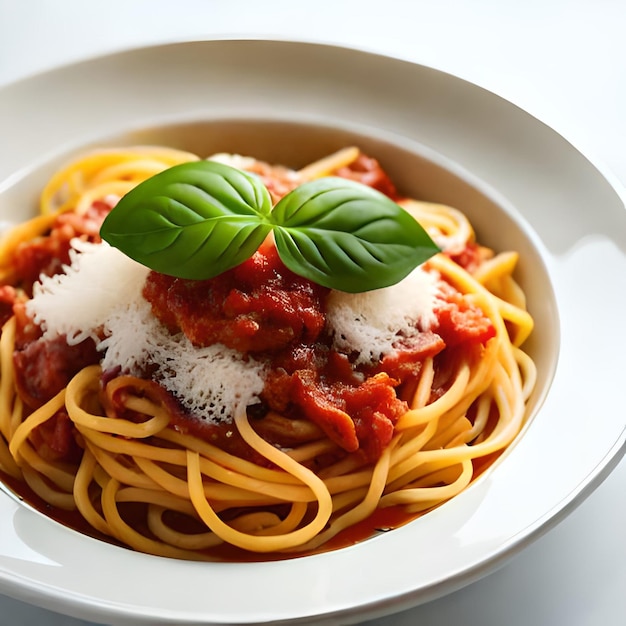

left=0, top=38, right=625, bottom=625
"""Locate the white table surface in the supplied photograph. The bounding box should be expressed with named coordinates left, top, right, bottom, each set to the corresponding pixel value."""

left=0, top=1, right=625, bottom=624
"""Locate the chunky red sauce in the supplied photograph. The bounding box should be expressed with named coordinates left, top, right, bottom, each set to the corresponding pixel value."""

left=140, top=242, right=408, bottom=462
left=138, top=241, right=494, bottom=465
left=143, top=241, right=327, bottom=354
left=6, top=154, right=496, bottom=490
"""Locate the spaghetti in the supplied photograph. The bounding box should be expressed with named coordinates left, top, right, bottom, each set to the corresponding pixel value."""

left=0, top=145, right=536, bottom=560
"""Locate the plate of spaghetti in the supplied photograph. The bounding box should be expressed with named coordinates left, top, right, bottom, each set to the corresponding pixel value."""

left=0, top=40, right=624, bottom=625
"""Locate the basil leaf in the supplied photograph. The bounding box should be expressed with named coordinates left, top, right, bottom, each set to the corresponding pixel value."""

left=100, top=161, right=273, bottom=280
left=100, top=162, right=440, bottom=293
left=271, top=177, right=439, bottom=292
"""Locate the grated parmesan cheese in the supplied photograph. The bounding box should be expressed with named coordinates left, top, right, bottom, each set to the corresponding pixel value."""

left=99, top=296, right=266, bottom=422
left=326, top=266, right=441, bottom=364
left=27, top=239, right=150, bottom=345
left=206, top=153, right=261, bottom=171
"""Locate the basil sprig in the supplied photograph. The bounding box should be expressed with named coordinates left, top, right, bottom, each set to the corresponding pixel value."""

left=100, top=160, right=439, bottom=293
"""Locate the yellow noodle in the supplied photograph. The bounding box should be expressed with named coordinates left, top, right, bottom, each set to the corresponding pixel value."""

left=67, top=366, right=169, bottom=437
left=73, top=448, right=112, bottom=535
left=297, top=146, right=360, bottom=180
left=146, top=504, right=223, bottom=550
left=39, top=147, right=199, bottom=214
left=15, top=441, right=75, bottom=491
left=0, top=213, right=58, bottom=270
left=9, top=390, right=66, bottom=461
left=100, top=477, right=209, bottom=560
left=21, top=465, right=76, bottom=510
left=293, top=436, right=397, bottom=551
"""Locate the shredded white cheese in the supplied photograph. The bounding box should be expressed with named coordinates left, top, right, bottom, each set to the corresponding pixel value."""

left=206, top=153, right=260, bottom=170
left=100, top=297, right=266, bottom=422
left=27, top=239, right=150, bottom=345
left=326, top=266, right=441, bottom=364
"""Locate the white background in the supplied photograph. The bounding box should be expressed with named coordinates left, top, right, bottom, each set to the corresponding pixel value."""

left=0, top=1, right=625, bottom=624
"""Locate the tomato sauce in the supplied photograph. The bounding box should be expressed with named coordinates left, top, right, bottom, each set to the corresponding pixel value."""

left=1, top=152, right=501, bottom=560
left=143, top=241, right=328, bottom=354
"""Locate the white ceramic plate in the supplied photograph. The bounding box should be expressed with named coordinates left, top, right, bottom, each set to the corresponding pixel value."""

left=0, top=40, right=625, bottom=625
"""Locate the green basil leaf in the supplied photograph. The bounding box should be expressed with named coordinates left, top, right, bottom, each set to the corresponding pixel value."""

left=271, top=177, right=440, bottom=292
left=100, top=160, right=273, bottom=279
